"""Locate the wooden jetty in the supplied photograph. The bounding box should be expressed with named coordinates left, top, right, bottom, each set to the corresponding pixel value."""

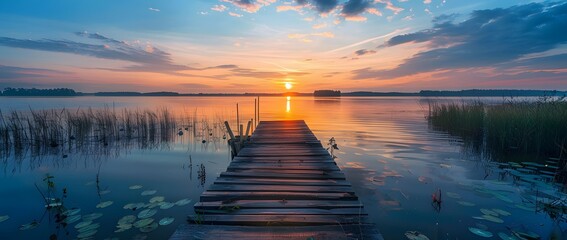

left=171, top=120, right=383, bottom=239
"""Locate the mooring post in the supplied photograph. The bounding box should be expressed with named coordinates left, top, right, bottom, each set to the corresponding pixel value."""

left=236, top=103, right=239, bottom=135
left=224, top=121, right=235, bottom=140
left=244, top=120, right=251, bottom=141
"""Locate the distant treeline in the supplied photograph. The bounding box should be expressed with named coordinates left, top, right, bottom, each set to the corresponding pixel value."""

left=1, top=88, right=566, bottom=97
left=0, top=88, right=79, bottom=96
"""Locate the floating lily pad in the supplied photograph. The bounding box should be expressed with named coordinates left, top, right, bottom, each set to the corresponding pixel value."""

left=512, top=231, right=540, bottom=239
left=77, top=228, right=97, bottom=238
left=149, top=196, right=165, bottom=203
left=480, top=209, right=498, bottom=216
left=175, top=199, right=192, bottom=206
left=482, top=215, right=504, bottom=223
left=404, top=231, right=430, bottom=240
left=96, top=201, right=113, bottom=208
left=124, top=202, right=145, bottom=210
left=129, top=185, right=143, bottom=190
left=139, top=222, right=158, bottom=233
left=133, top=218, right=154, bottom=228
left=457, top=201, right=476, bottom=207
left=19, top=221, right=39, bottom=230
left=117, top=223, right=133, bottom=230
left=159, top=202, right=175, bottom=210
left=64, top=215, right=82, bottom=224
left=118, top=215, right=137, bottom=225
left=78, top=223, right=100, bottom=233
left=0, top=215, right=9, bottom=223
left=63, top=208, right=81, bottom=216
left=114, top=228, right=129, bottom=233
left=144, top=202, right=161, bottom=209
left=446, top=192, right=461, bottom=199
left=469, top=227, right=493, bottom=238
left=75, top=221, right=93, bottom=229
left=138, top=209, right=157, bottom=219
left=141, top=190, right=157, bottom=196
left=492, top=209, right=511, bottom=216
left=159, top=217, right=174, bottom=226
left=82, top=213, right=103, bottom=221
left=494, top=194, right=514, bottom=203
left=497, top=232, right=517, bottom=240
left=515, top=204, right=535, bottom=211
left=85, top=181, right=96, bottom=186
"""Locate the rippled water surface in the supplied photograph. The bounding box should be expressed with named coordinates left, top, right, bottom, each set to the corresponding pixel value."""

left=0, top=96, right=564, bottom=239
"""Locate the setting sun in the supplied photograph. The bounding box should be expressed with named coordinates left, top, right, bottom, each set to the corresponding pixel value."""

left=284, top=82, right=292, bottom=90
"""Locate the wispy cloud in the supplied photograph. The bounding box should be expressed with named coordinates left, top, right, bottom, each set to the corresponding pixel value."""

left=228, top=12, right=243, bottom=17
left=148, top=8, right=160, bottom=12
left=327, top=28, right=409, bottom=53
left=0, top=65, right=69, bottom=80
left=211, top=5, right=228, bottom=12
left=354, top=2, right=567, bottom=79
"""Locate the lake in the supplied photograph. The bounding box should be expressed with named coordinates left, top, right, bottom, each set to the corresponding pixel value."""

left=0, top=96, right=562, bottom=239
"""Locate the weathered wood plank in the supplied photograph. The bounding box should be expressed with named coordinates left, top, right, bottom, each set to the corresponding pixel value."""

left=186, top=214, right=370, bottom=226
left=195, top=208, right=367, bottom=215
left=200, top=191, right=357, bottom=202
left=220, top=171, right=346, bottom=180
left=194, top=200, right=363, bottom=210
left=214, top=177, right=352, bottom=186
left=170, top=224, right=383, bottom=240
left=207, top=184, right=354, bottom=193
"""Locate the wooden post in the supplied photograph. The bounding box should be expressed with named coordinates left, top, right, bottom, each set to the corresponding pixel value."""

left=254, top=98, right=257, bottom=128
left=257, top=96, right=260, bottom=125
left=244, top=120, right=251, bottom=141
left=236, top=103, right=239, bottom=135
left=224, top=121, right=235, bottom=140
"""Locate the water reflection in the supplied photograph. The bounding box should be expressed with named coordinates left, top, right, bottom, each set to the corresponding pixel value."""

left=286, top=96, right=291, bottom=113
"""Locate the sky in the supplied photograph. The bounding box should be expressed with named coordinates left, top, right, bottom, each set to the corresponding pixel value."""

left=0, top=0, right=566, bottom=93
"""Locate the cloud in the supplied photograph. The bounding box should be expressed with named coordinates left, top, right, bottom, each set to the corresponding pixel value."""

left=276, top=5, right=304, bottom=12
left=423, top=0, right=431, bottom=4
left=342, top=0, right=372, bottom=17
left=211, top=5, right=228, bottom=12
left=288, top=31, right=335, bottom=42
left=312, top=23, right=327, bottom=29
left=355, top=1, right=567, bottom=80
left=354, top=49, right=376, bottom=56
left=228, top=12, right=243, bottom=17
left=222, top=0, right=276, bottom=13
left=148, top=8, right=160, bottom=12
left=0, top=33, right=195, bottom=76
left=295, top=0, right=338, bottom=14
left=0, top=65, right=68, bottom=80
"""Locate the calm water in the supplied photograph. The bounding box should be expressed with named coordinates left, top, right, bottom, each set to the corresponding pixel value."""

left=0, top=96, right=563, bottom=239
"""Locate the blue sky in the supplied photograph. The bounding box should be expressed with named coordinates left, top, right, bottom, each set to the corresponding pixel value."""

left=0, top=0, right=565, bottom=92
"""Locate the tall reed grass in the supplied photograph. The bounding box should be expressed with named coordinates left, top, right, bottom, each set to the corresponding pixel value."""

left=428, top=99, right=567, bottom=163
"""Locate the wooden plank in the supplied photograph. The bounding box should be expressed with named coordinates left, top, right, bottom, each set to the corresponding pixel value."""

left=227, top=163, right=340, bottom=171
left=220, top=171, right=346, bottom=180
left=171, top=224, right=383, bottom=240
left=214, top=177, right=352, bottom=187
left=200, top=191, right=357, bottom=201
left=207, top=184, right=354, bottom=193
left=226, top=169, right=340, bottom=175
left=195, top=208, right=367, bottom=215
left=186, top=214, right=369, bottom=226
left=194, top=200, right=363, bottom=210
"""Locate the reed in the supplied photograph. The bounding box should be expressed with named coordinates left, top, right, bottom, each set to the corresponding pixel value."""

left=428, top=99, right=567, bottom=162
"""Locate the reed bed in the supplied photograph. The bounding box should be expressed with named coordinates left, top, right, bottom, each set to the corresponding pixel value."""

left=428, top=99, right=567, bottom=162
left=0, top=107, right=231, bottom=156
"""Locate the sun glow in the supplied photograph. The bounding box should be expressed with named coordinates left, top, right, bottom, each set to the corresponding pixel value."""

left=284, top=82, right=293, bottom=90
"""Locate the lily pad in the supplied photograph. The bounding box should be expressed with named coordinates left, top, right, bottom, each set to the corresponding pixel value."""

left=159, top=217, right=174, bottom=226
left=141, top=190, right=157, bottom=196
left=469, top=227, right=493, bottom=238
left=19, top=221, right=39, bottom=230
left=63, top=208, right=81, bottom=216
left=0, top=215, right=9, bottom=223
left=82, top=213, right=103, bottom=221
left=446, top=192, right=461, bottom=199
left=492, top=209, right=511, bottom=216
left=482, top=215, right=504, bottom=223
left=149, top=196, right=165, bottom=203
left=115, top=228, right=129, bottom=233
left=129, top=185, right=143, bottom=190
left=175, top=199, right=192, bottom=206
left=404, top=231, right=430, bottom=240
left=133, top=218, right=154, bottom=228
left=480, top=209, right=498, bottom=216
left=144, top=202, right=161, bottom=209
left=64, top=215, right=82, bottom=224
left=457, top=201, right=476, bottom=207
left=497, top=232, right=517, bottom=240
left=159, top=202, right=175, bottom=210
left=96, top=201, right=113, bottom=208
left=77, top=228, right=97, bottom=238
left=75, top=221, right=93, bottom=229
left=139, top=222, right=158, bottom=233
left=78, top=223, right=100, bottom=233
left=124, top=202, right=145, bottom=210
left=138, top=209, right=157, bottom=219
left=117, top=223, right=133, bottom=230
left=118, top=215, right=137, bottom=225
left=515, top=204, right=535, bottom=211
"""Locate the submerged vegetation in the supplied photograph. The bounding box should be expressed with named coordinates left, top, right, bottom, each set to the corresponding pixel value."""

left=428, top=98, right=567, bottom=177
